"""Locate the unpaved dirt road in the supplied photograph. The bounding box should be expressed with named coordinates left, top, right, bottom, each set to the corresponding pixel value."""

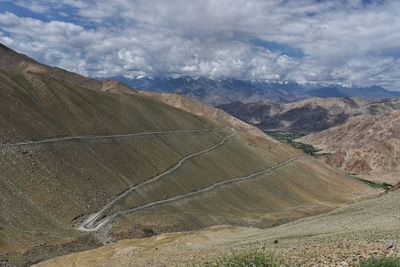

left=79, top=130, right=238, bottom=231
left=0, top=128, right=214, bottom=147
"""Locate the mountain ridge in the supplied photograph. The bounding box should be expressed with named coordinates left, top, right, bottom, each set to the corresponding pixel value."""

left=218, top=97, right=400, bottom=134
left=109, top=75, right=400, bottom=105
left=299, top=110, right=400, bottom=185
left=0, top=44, right=136, bottom=95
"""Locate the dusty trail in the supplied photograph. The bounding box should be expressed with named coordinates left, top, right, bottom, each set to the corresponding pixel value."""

left=80, top=153, right=303, bottom=231
left=79, top=130, right=237, bottom=231
left=0, top=128, right=214, bottom=148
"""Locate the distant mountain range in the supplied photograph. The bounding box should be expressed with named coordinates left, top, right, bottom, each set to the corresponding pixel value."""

left=108, top=76, right=400, bottom=105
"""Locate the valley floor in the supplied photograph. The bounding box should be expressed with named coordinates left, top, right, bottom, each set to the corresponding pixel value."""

left=36, top=190, right=400, bottom=266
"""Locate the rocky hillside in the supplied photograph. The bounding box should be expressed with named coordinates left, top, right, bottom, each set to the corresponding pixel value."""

left=299, top=111, right=400, bottom=185
left=0, top=44, right=378, bottom=266
left=219, top=97, right=400, bottom=134
left=36, top=190, right=400, bottom=267
left=220, top=96, right=400, bottom=185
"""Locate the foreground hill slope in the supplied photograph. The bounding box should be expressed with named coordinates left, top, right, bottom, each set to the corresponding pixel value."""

left=299, top=111, right=400, bottom=185
left=37, top=190, right=400, bottom=266
left=0, top=44, right=377, bottom=265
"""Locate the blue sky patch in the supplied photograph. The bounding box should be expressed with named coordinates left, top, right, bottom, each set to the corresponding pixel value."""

left=0, top=0, right=398, bottom=89
left=0, top=1, right=95, bottom=29
left=251, top=38, right=305, bottom=58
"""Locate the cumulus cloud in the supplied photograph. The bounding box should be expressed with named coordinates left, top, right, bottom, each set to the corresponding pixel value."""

left=0, top=0, right=400, bottom=89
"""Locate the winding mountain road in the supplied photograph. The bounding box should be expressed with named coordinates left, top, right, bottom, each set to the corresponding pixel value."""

left=117, top=156, right=302, bottom=223
left=80, top=150, right=303, bottom=231
left=0, top=128, right=215, bottom=148
left=79, top=129, right=238, bottom=231
left=1, top=126, right=303, bottom=232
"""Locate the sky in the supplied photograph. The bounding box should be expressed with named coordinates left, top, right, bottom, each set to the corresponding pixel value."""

left=0, top=0, right=400, bottom=89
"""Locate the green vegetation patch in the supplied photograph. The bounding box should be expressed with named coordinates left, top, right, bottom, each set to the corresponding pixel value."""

left=358, top=255, right=400, bottom=267
left=354, top=177, right=392, bottom=190
left=141, top=227, right=157, bottom=237
left=265, top=131, right=324, bottom=157
left=205, top=251, right=285, bottom=267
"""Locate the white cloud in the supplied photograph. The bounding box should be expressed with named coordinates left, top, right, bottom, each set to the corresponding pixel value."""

left=0, top=0, right=400, bottom=89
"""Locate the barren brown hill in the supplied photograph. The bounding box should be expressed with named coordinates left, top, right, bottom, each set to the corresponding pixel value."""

left=218, top=97, right=400, bottom=134
left=140, top=91, right=277, bottom=142
left=37, top=190, right=400, bottom=267
left=0, top=43, right=135, bottom=95
left=299, top=111, right=400, bottom=185
left=0, top=44, right=378, bottom=266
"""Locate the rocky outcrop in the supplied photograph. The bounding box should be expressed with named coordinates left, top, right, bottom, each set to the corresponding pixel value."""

left=300, top=111, right=400, bottom=184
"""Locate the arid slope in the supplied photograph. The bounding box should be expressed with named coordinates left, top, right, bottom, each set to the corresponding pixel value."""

left=0, top=44, right=378, bottom=266
left=37, top=190, right=400, bottom=267
left=220, top=96, right=400, bottom=185
left=299, top=111, right=400, bottom=184
left=140, top=91, right=277, bottom=142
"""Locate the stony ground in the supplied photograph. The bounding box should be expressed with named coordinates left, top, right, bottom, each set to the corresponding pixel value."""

left=35, top=227, right=400, bottom=267
left=37, top=191, right=400, bottom=267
